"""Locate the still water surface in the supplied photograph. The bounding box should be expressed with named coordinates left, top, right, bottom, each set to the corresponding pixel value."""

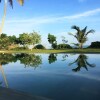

left=0, top=53, right=100, bottom=100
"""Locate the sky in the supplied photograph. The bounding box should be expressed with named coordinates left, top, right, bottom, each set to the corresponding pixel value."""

left=0, top=0, right=100, bottom=48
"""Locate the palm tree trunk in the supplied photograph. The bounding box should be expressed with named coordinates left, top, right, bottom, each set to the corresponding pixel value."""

left=79, top=43, right=83, bottom=49
left=0, top=2, right=7, bottom=36
left=0, top=64, right=8, bottom=88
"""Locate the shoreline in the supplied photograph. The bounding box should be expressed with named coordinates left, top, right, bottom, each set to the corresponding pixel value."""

left=0, top=49, right=100, bottom=54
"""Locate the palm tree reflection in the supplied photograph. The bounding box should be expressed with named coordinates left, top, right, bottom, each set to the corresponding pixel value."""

left=69, top=54, right=96, bottom=72
left=0, top=53, right=15, bottom=88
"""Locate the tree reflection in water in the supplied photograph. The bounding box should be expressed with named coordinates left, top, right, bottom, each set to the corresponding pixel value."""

left=16, top=53, right=42, bottom=69
left=0, top=53, right=42, bottom=69
left=69, top=54, right=96, bottom=72
left=62, top=54, right=68, bottom=61
left=0, top=53, right=16, bottom=88
left=48, top=53, right=57, bottom=64
left=0, top=53, right=42, bottom=87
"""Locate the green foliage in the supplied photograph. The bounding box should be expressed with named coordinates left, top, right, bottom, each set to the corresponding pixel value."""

left=0, top=53, right=42, bottom=69
left=48, top=53, right=57, bottom=64
left=8, top=35, right=17, bottom=44
left=52, top=43, right=57, bottom=49
left=0, top=53, right=17, bottom=65
left=18, top=53, right=42, bottom=68
left=88, top=41, right=100, bottom=48
left=34, top=44, right=46, bottom=49
left=0, top=34, right=10, bottom=50
left=0, top=34, right=18, bottom=50
left=30, top=31, right=41, bottom=45
left=12, top=46, right=29, bottom=50
left=19, top=31, right=41, bottom=47
left=57, top=44, right=72, bottom=49
left=69, top=25, right=95, bottom=49
left=19, top=33, right=32, bottom=46
left=61, top=36, right=68, bottom=44
left=48, top=33, right=57, bottom=49
left=48, top=33, right=56, bottom=44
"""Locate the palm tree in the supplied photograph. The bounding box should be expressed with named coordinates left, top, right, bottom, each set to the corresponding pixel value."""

left=69, top=54, right=95, bottom=72
left=0, top=0, right=24, bottom=35
left=69, top=25, right=95, bottom=49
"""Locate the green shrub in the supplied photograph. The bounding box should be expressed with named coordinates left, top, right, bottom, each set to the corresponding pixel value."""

left=11, top=46, right=29, bottom=50
left=88, top=41, right=100, bottom=48
left=34, top=44, right=46, bottom=49
left=57, top=44, right=72, bottom=49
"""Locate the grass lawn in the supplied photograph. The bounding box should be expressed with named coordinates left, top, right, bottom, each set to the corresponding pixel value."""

left=0, top=49, right=100, bottom=54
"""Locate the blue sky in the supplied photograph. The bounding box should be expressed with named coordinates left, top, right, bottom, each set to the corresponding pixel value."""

left=0, top=0, right=100, bottom=47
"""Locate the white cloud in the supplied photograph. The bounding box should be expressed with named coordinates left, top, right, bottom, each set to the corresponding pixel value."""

left=5, top=8, right=100, bottom=26
left=63, top=8, right=100, bottom=19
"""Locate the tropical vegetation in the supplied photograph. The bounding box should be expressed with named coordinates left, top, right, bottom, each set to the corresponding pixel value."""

left=88, top=41, right=100, bottom=48
left=69, top=25, right=95, bottom=49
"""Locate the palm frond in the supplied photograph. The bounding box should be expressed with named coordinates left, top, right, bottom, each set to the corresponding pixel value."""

left=69, top=59, right=78, bottom=66
left=71, top=25, right=80, bottom=31
left=72, top=43, right=79, bottom=47
left=81, top=37, right=87, bottom=43
left=82, top=26, right=87, bottom=34
left=68, top=32, right=77, bottom=39
left=0, top=0, right=1, bottom=3
left=8, top=0, right=13, bottom=8
left=17, top=0, right=24, bottom=6
left=68, top=32, right=75, bottom=36
left=86, top=29, right=95, bottom=36
left=72, top=67, right=80, bottom=72
left=86, top=61, right=96, bottom=67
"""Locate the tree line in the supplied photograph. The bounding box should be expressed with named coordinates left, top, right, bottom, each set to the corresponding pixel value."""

left=47, top=25, right=100, bottom=49
left=0, top=25, right=100, bottom=50
left=0, top=1, right=100, bottom=49
left=0, top=31, right=41, bottom=50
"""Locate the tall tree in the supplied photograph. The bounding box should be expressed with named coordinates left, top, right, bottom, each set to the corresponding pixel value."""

left=19, top=32, right=41, bottom=48
left=69, top=25, right=95, bottom=49
left=30, top=31, right=41, bottom=46
left=48, top=33, right=57, bottom=49
left=0, top=0, right=24, bottom=35
left=19, top=33, right=32, bottom=47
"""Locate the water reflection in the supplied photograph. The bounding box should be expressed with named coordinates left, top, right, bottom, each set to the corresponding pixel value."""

left=0, top=53, right=42, bottom=87
left=15, top=53, right=42, bottom=69
left=62, top=54, right=68, bottom=61
left=0, top=53, right=97, bottom=88
left=48, top=53, right=68, bottom=64
left=0, top=53, right=42, bottom=68
left=69, top=54, right=96, bottom=72
left=0, top=54, right=16, bottom=65
left=0, top=53, right=99, bottom=100
left=0, top=53, right=96, bottom=72
left=48, top=53, right=57, bottom=64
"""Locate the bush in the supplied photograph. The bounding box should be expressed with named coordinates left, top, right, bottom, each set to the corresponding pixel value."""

left=34, top=44, right=46, bottom=49
left=52, top=43, right=57, bottom=49
left=88, top=41, right=100, bottom=48
left=57, top=44, right=72, bottom=49
left=12, top=46, right=29, bottom=50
